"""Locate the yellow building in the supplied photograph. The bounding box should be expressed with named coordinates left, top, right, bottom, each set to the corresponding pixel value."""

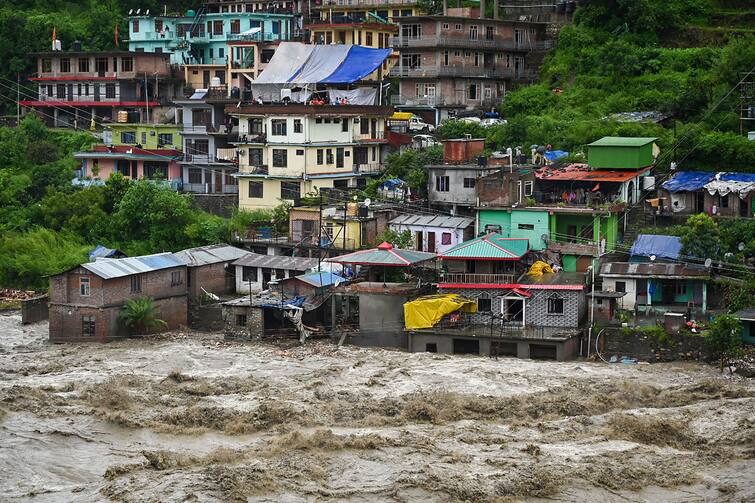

left=232, top=103, right=393, bottom=210
left=289, top=205, right=394, bottom=251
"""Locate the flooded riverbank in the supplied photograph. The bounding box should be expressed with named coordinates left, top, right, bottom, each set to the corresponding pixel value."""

left=1, top=311, right=753, bottom=502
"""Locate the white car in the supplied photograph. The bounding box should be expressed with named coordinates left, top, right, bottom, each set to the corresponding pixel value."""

left=408, top=115, right=435, bottom=133
left=412, top=134, right=438, bottom=149
left=458, top=117, right=482, bottom=124
left=481, top=118, right=507, bottom=127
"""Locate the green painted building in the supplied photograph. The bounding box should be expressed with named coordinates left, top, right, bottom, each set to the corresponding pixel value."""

left=107, top=123, right=183, bottom=150
left=586, top=137, right=657, bottom=170
left=478, top=208, right=621, bottom=272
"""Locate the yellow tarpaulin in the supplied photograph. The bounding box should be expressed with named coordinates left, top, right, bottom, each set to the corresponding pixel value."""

left=404, top=294, right=477, bottom=330
left=390, top=112, right=413, bottom=121
left=527, top=260, right=554, bottom=276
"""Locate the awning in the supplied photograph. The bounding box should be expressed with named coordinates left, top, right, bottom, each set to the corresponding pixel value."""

left=404, top=294, right=477, bottom=330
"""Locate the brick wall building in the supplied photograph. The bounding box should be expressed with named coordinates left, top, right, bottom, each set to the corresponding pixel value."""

left=48, top=253, right=188, bottom=343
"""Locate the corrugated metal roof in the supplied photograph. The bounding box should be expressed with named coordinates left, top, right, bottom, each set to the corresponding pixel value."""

left=326, top=242, right=436, bottom=266
left=440, top=233, right=530, bottom=260
left=600, top=262, right=709, bottom=279
left=290, top=272, right=348, bottom=288
left=233, top=253, right=319, bottom=270
left=173, top=244, right=250, bottom=267
left=82, top=252, right=185, bottom=279
left=389, top=214, right=474, bottom=229
left=536, top=163, right=647, bottom=182
left=518, top=272, right=586, bottom=287
left=587, top=137, right=657, bottom=147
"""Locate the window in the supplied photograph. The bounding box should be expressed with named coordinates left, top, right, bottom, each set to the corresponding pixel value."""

left=360, top=118, right=369, bottom=135
left=468, top=84, right=478, bottom=100
left=463, top=177, right=476, bottom=188
left=213, top=20, right=223, bottom=35
left=366, top=32, right=373, bottom=46
left=441, top=232, right=452, bottom=245
left=79, top=276, right=90, bottom=296
left=218, top=48, right=225, bottom=59
left=675, top=282, right=687, bottom=295
left=155, top=19, right=163, bottom=32
left=60, top=58, right=71, bottom=72
left=236, top=314, right=247, bottom=326
left=341, top=119, right=349, bottom=133
left=401, top=24, right=421, bottom=39
left=42, top=58, right=52, bottom=72
left=272, top=149, right=287, bottom=168
left=547, top=296, right=564, bottom=314
left=248, top=181, right=264, bottom=198
left=82, top=316, right=95, bottom=336
left=171, top=271, right=182, bottom=286
left=77, top=83, right=82, bottom=96
left=105, top=83, right=116, bottom=99
left=474, top=52, right=481, bottom=67
left=144, top=162, right=167, bottom=179
left=231, top=19, right=241, bottom=34
left=131, top=275, right=142, bottom=293
left=336, top=147, right=344, bottom=168
left=188, top=168, right=203, bottom=184
left=293, top=119, right=302, bottom=133
left=281, top=181, right=301, bottom=200
left=248, top=118, right=263, bottom=135
left=249, top=148, right=263, bottom=166
left=426, top=343, right=438, bottom=353
left=477, top=295, right=491, bottom=312
left=720, top=194, right=729, bottom=208
left=317, top=149, right=323, bottom=165
left=315, top=118, right=322, bottom=124
left=121, top=57, right=133, bottom=72
left=443, top=50, right=449, bottom=66
left=132, top=19, right=140, bottom=33
left=442, top=23, right=449, bottom=30
left=157, top=133, right=173, bottom=147
left=455, top=24, right=462, bottom=30
left=486, top=26, right=494, bottom=40
left=524, top=181, right=534, bottom=196
left=469, top=25, right=478, bottom=40
left=435, top=175, right=450, bottom=192
left=95, top=57, right=108, bottom=74
left=121, top=131, right=136, bottom=144
left=518, top=223, right=535, bottom=230
left=242, top=266, right=257, bottom=282
left=46, top=84, right=53, bottom=97
left=56, top=84, right=66, bottom=99
left=271, top=119, right=287, bottom=136
left=401, top=53, right=421, bottom=69
left=141, top=132, right=147, bottom=145
left=296, top=149, right=304, bottom=156
left=84, top=83, right=89, bottom=96
left=615, top=281, right=626, bottom=293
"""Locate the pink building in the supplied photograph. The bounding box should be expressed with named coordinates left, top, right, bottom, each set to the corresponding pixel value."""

left=73, top=145, right=182, bottom=187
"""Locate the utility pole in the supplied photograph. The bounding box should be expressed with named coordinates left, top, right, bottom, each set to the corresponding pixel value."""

left=587, top=217, right=600, bottom=357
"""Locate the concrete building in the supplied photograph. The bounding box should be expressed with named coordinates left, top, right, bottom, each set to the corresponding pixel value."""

left=48, top=253, right=187, bottom=343
left=660, top=171, right=755, bottom=219
left=427, top=138, right=497, bottom=212
left=289, top=204, right=395, bottom=252
left=599, top=262, right=710, bottom=315
left=73, top=145, right=183, bottom=188
left=206, top=0, right=301, bottom=15
left=173, top=244, right=250, bottom=303
left=233, top=253, right=318, bottom=293
left=106, top=123, right=183, bottom=150
left=22, top=49, right=182, bottom=127
left=231, top=104, right=392, bottom=210
left=391, top=7, right=551, bottom=120
left=388, top=214, right=474, bottom=253
left=311, top=0, right=422, bottom=24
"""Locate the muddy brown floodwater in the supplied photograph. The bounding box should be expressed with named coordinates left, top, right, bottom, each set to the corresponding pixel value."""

left=1, top=311, right=754, bottom=502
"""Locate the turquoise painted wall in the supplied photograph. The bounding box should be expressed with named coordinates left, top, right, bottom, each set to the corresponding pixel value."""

left=478, top=209, right=550, bottom=250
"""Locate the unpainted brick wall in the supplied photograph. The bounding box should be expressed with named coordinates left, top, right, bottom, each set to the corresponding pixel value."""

left=22, top=295, right=49, bottom=324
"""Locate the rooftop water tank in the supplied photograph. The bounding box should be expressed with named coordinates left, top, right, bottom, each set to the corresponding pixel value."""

left=186, top=9, right=196, bottom=17
left=210, top=76, right=222, bottom=87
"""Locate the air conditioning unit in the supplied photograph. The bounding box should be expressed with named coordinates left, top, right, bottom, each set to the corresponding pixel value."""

left=643, top=176, right=656, bottom=190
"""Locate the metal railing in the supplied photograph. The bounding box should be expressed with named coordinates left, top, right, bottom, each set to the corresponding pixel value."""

left=354, top=130, right=386, bottom=141
left=389, top=65, right=519, bottom=79
left=392, top=36, right=553, bottom=51
left=183, top=183, right=239, bottom=194
left=182, top=152, right=236, bottom=163
left=318, top=0, right=417, bottom=7
left=353, top=162, right=383, bottom=173
left=439, top=273, right=516, bottom=284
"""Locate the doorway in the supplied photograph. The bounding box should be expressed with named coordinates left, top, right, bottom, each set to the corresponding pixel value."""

left=504, top=298, right=524, bottom=324
left=215, top=170, right=223, bottom=193
left=453, top=338, right=480, bottom=355
left=262, top=268, right=272, bottom=290
left=696, top=192, right=705, bottom=213
left=427, top=232, right=436, bottom=253
left=415, top=231, right=423, bottom=251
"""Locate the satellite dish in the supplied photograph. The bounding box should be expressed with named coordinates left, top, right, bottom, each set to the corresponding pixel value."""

left=541, top=233, right=549, bottom=244
left=739, top=242, right=745, bottom=251
left=704, top=258, right=712, bottom=268
left=364, top=198, right=371, bottom=207
left=649, top=255, right=656, bottom=261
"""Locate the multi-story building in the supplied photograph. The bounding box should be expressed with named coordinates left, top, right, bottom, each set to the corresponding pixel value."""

left=127, top=10, right=295, bottom=96
left=205, top=0, right=301, bottom=15
left=73, top=145, right=183, bottom=188
left=289, top=204, right=394, bottom=252
left=391, top=7, right=551, bottom=120
left=231, top=103, right=392, bottom=210
left=21, top=47, right=181, bottom=127
left=312, top=0, right=422, bottom=24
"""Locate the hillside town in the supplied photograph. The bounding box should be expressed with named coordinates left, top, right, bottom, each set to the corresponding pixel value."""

left=1, top=0, right=754, bottom=501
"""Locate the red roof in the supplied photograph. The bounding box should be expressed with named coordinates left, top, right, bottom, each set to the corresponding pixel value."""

left=438, top=283, right=583, bottom=290
left=90, top=145, right=181, bottom=156
left=30, top=76, right=117, bottom=81
left=536, top=163, right=646, bottom=183
left=19, top=101, right=160, bottom=107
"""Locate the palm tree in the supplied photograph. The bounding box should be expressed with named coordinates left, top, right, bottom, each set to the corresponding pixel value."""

left=118, top=297, right=167, bottom=336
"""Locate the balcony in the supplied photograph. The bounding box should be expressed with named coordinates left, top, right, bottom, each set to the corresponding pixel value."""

left=317, top=0, right=418, bottom=7
left=232, top=133, right=267, bottom=144
left=392, top=36, right=554, bottom=51
left=354, top=130, right=386, bottom=142
left=242, top=164, right=269, bottom=175
left=440, top=273, right=517, bottom=284
left=182, top=152, right=235, bottom=164
left=389, top=65, right=516, bottom=79
left=183, top=183, right=239, bottom=194
left=353, top=162, right=383, bottom=173
left=226, top=32, right=288, bottom=42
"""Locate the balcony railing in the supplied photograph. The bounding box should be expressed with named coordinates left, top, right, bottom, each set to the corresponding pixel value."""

left=389, top=65, right=520, bottom=79
left=317, top=0, right=418, bottom=7
left=242, top=164, right=269, bottom=175
left=353, top=162, right=383, bottom=173
left=440, top=273, right=516, bottom=284
left=354, top=130, right=386, bottom=141
left=233, top=133, right=267, bottom=144
left=183, top=183, right=239, bottom=194
left=392, top=36, right=553, bottom=51
left=182, top=152, right=235, bottom=163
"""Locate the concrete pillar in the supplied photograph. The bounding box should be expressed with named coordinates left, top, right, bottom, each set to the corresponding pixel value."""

left=480, top=0, right=486, bottom=18
left=494, top=0, right=499, bottom=19
left=517, top=341, right=529, bottom=359
left=443, top=0, right=448, bottom=16
left=702, top=281, right=707, bottom=314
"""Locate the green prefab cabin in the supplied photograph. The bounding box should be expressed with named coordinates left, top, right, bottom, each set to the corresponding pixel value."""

left=107, top=124, right=183, bottom=150
left=586, top=137, right=657, bottom=170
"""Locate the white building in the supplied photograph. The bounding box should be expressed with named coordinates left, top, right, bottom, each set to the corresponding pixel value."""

left=389, top=214, right=474, bottom=253
left=233, top=253, right=319, bottom=293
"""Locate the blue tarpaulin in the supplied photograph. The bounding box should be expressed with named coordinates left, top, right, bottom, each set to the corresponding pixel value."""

left=379, top=178, right=405, bottom=190
left=259, top=295, right=306, bottom=310
left=719, top=172, right=755, bottom=183
left=320, top=45, right=393, bottom=84
left=294, top=272, right=348, bottom=288
left=629, top=234, right=682, bottom=261
left=88, top=245, right=126, bottom=261
left=662, top=171, right=716, bottom=192
left=544, top=150, right=568, bottom=162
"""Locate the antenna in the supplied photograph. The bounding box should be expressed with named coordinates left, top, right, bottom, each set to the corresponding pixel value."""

left=364, top=198, right=371, bottom=207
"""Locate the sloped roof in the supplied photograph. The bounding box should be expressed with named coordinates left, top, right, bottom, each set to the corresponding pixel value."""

left=233, top=253, right=318, bottom=271
left=629, top=234, right=682, bottom=261
left=389, top=214, right=474, bottom=230
left=518, top=272, right=586, bottom=289
left=289, top=271, right=348, bottom=288
left=600, top=262, right=710, bottom=279
left=662, top=171, right=716, bottom=192
left=536, top=163, right=646, bottom=182
left=587, top=137, right=657, bottom=147
left=326, top=242, right=436, bottom=267
left=439, top=233, right=529, bottom=260
left=173, top=244, right=249, bottom=267
left=81, top=253, right=184, bottom=279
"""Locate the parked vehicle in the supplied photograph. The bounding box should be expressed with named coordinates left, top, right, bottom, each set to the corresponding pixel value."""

left=481, top=118, right=507, bottom=127
left=412, top=134, right=438, bottom=149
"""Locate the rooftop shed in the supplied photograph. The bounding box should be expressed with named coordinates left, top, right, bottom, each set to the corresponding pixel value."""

left=586, top=137, right=657, bottom=170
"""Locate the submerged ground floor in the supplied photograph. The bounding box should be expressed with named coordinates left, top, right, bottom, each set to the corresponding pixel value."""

left=1, top=311, right=753, bottom=502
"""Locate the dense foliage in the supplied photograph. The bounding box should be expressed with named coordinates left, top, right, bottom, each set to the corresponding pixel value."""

left=704, top=314, right=743, bottom=372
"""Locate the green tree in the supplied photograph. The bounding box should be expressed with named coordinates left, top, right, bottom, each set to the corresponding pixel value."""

left=704, top=314, right=743, bottom=372
left=680, top=214, right=720, bottom=260
left=378, top=228, right=414, bottom=249
left=117, top=297, right=168, bottom=336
